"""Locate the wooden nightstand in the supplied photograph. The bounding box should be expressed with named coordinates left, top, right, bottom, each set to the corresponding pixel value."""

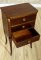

left=1, top=3, right=40, bottom=55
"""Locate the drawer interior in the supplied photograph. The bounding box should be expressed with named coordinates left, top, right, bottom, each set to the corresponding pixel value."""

left=12, top=28, right=40, bottom=43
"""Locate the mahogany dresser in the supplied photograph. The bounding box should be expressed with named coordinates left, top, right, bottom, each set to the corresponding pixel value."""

left=1, top=3, right=40, bottom=55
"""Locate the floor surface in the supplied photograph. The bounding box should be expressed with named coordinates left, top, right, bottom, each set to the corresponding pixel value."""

left=0, top=0, right=41, bottom=4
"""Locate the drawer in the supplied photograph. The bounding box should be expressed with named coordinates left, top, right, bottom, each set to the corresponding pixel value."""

left=12, top=28, right=40, bottom=47
left=11, top=21, right=35, bottom=32
left=10, top=14, right=36, bottom=26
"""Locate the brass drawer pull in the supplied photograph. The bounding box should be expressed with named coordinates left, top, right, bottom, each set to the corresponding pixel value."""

left=8, top=19, right=10, bottom=22
left=22, top=26, right=25, bottom=28
left=28, top=40, right=30, bottom=43
left=23, top=18, right=26, bottom=21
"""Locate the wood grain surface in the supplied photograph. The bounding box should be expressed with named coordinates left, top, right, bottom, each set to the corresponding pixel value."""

left=0, top=7, right=41, bottom=60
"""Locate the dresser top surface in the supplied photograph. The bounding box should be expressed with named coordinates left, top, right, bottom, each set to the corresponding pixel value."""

left=1, top=3, right=38, bottom=19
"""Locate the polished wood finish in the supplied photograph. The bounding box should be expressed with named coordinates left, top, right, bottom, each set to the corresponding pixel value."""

left=12, top=28, right=40, bottom=47
left=1, top=3, right=38, bottom=18
left=10, top=14, right=36, bottom=26
left=1, top=3, right=40, bottom=55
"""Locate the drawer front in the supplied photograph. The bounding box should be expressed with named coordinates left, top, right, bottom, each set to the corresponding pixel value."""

left=12, top=28, right=40, bottom=47
left=10, top=14, right=36, bottom=26
left=11, top=21, right=35, bottom=32
left=15, top=35, right=40, bottom=47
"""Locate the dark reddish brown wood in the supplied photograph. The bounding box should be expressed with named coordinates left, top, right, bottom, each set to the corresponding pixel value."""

left=11, top=21, right=35, bottom=32
left=10, top=14, right=36, bottom=26
left=1, top=3, right=40, bottom=55
left=1, top=3, right=38, bottom=19
left=12, top=28, right=40, bottom=47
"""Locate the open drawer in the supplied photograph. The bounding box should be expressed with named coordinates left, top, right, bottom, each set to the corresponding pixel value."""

left=12, top=28, right=40, bottom=47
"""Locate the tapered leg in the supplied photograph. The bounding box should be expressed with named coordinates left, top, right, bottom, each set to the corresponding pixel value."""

left=9, top=37, right=12, bottom=55
left=5, top=36, right=7, bottom=44
left=4, top=30, right=7, bottom=44
left=30, top=43, right=32, bottom=48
